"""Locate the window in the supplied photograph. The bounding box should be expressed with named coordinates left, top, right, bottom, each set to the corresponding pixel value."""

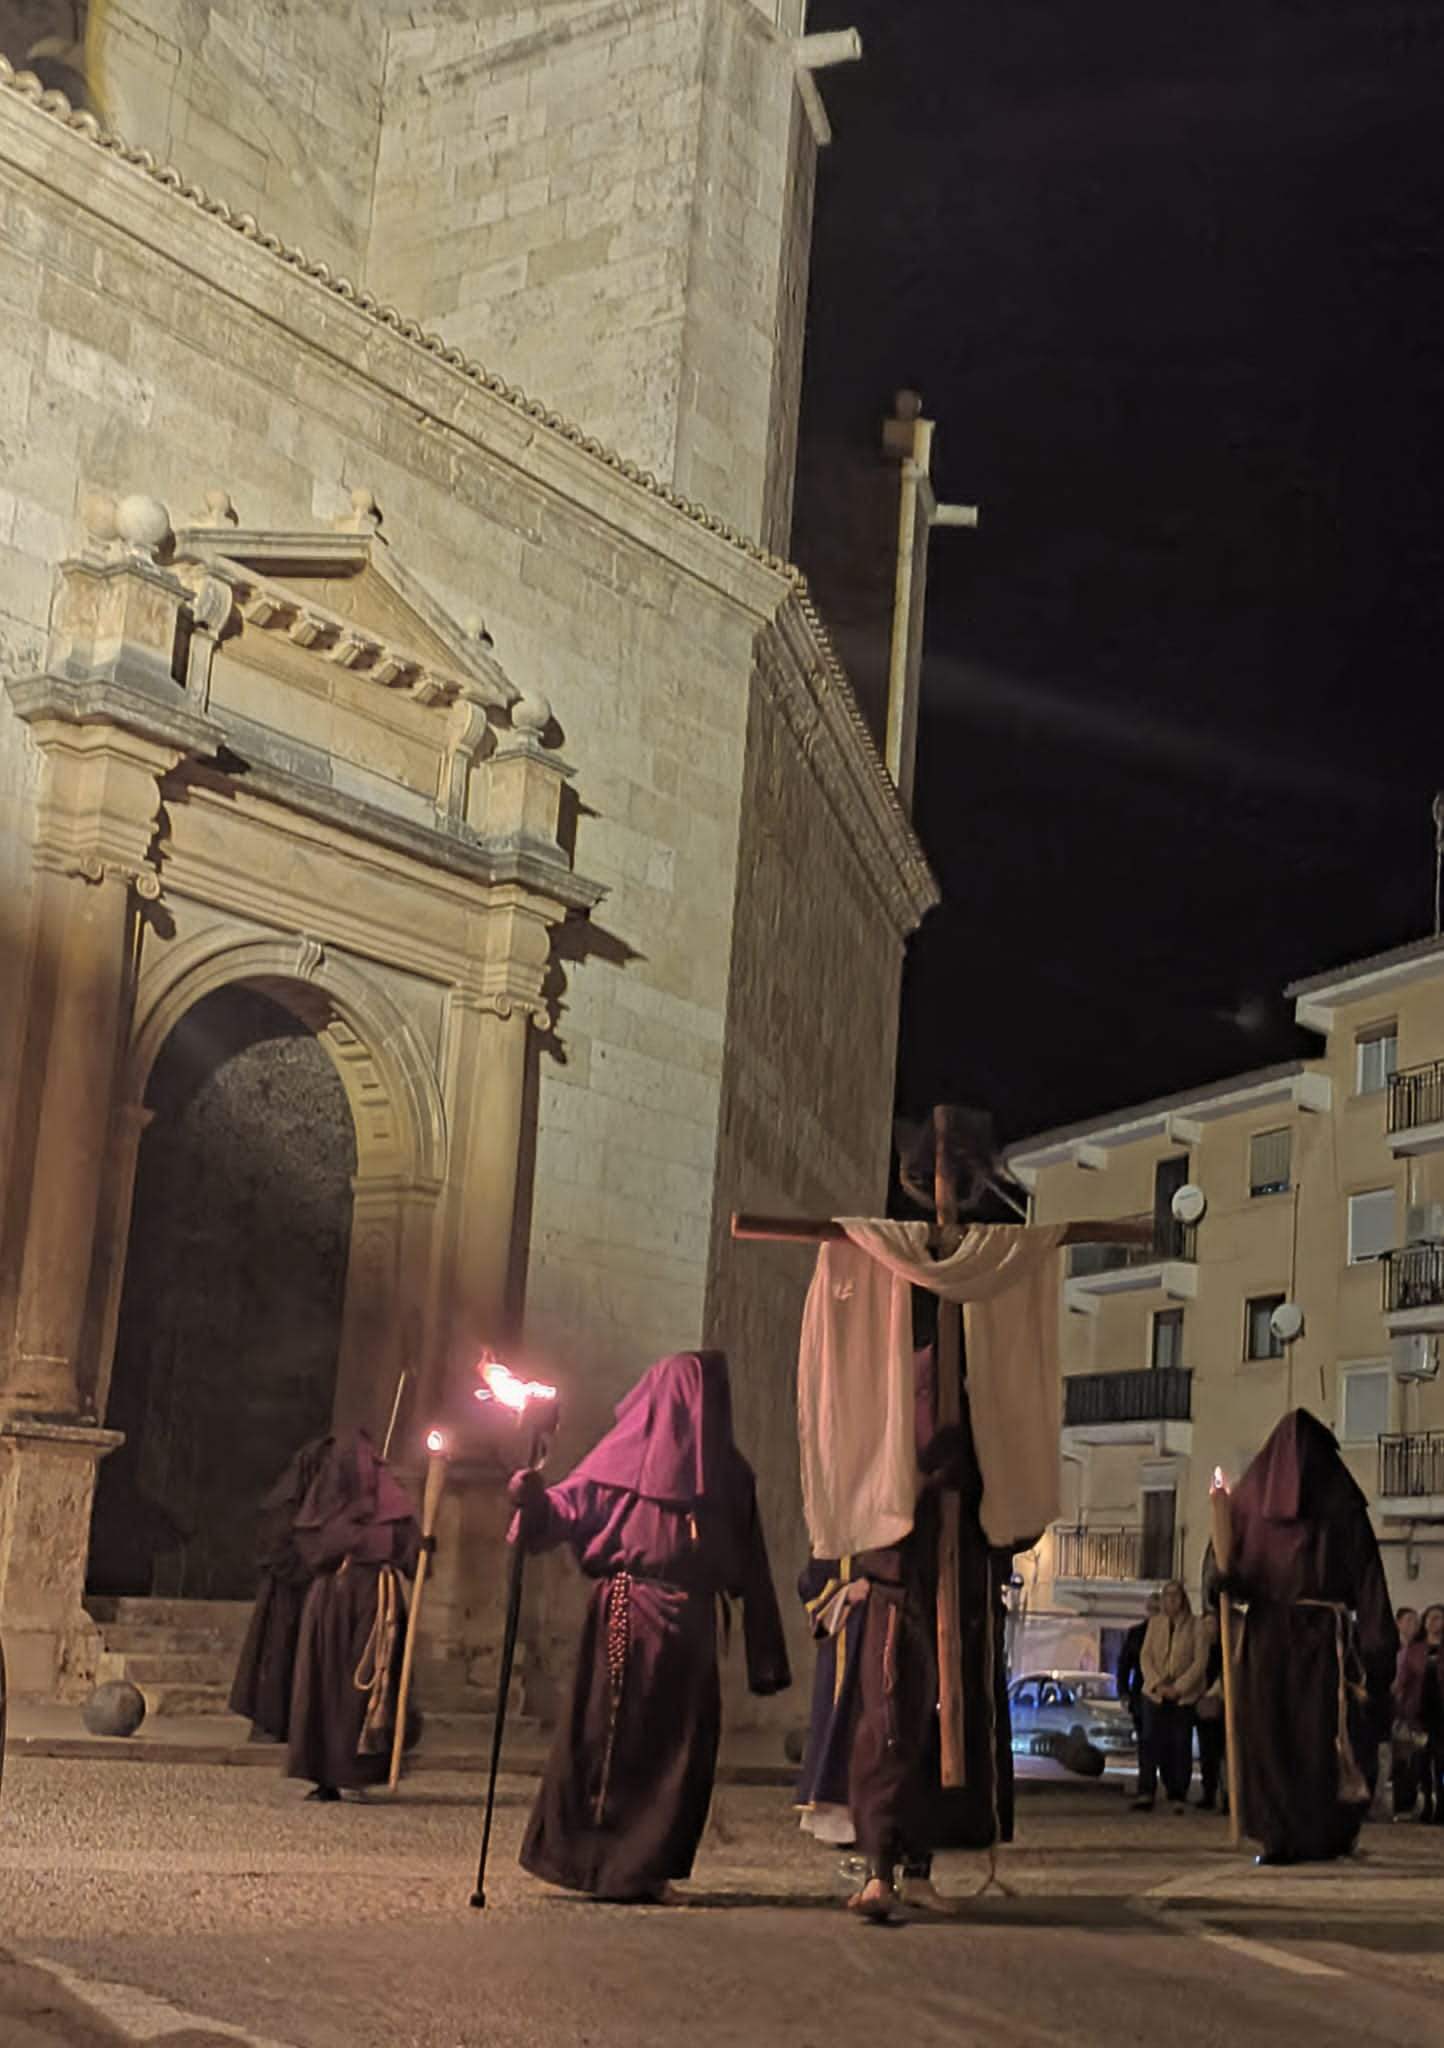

left=1012, top=1681, right=1039, bottom=1709
left=1249, top=1127, right=1292, bottom=1197
left=1140, top=1489, right=1177, bottom=1580
left=1356, top=1025, right=1398, bottom=1096
left=1245, top=1293, right=1286, bottom=1361
left=1348, top=1188, right=1395, bottom=1265
left=1339, top=1364, right=1391, bottom=1444
left=1151, top=1307, right=1184, bottom=1372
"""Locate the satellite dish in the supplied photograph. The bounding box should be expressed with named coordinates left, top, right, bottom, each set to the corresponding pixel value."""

left=1171, top=1184, right=1207, bottom=1225
left=1270, top=1302, right=1304, bottom=1344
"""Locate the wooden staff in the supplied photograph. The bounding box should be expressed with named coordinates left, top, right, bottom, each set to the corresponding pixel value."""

left=932, top=1106, right=968, bottom=1789
left=380, top=1370, right=408, bottom=1462
left=388, top=1431, right=448, bottom=1791
left=1209, top=1472, right=1244, bottom=1848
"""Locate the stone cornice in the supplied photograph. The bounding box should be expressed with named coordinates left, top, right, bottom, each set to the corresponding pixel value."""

left=761, top=596, right=940, bottom=936
left=0, top=56, right=937, bottom=938
left=175, top=752, right=607, bottom=919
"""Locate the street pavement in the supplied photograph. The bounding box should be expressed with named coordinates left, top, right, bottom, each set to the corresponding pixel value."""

left=1, top=1756, right=1442, bottom=2047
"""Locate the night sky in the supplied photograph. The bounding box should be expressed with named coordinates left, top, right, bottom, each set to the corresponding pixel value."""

left=794, top=0, right=1444, bottom=1143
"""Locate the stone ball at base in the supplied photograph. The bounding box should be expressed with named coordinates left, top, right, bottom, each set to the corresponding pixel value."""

left=82, top=1680, right=147, bottom=1737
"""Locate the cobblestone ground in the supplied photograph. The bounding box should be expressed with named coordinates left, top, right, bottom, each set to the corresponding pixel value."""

left=1, top=1759, right=1442, bottom=2046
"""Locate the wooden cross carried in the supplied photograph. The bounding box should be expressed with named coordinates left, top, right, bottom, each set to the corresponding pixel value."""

left=732, top=1105, right=1155, bottom=1792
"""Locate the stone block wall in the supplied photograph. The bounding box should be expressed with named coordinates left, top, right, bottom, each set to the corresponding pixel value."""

left=370, top=0, right=819, bottom=542
left=60, top=1, right=820, bottom=545
left=89, top=0, right=389, bottom=276
left=704, top=644, right=905, bottom=1718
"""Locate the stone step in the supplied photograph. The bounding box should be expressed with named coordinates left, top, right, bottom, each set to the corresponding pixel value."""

left=96, top=1650, right=238, bottom=1688
left=87, top=1597, right=254, bottom=1632
left=95, top=1624, right=250, bottom=1655
left=138, top=1682, right=248, bottom=1717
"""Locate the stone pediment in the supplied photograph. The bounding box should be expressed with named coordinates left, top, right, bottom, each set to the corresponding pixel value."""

left=171, top=522, right=517, bottom=715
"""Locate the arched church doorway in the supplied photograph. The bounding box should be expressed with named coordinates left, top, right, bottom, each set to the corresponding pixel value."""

left=87, top=984, right=356, bottom=1600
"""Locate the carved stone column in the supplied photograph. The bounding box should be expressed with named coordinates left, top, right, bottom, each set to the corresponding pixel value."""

left=5, top=849, right=161, bottom=1419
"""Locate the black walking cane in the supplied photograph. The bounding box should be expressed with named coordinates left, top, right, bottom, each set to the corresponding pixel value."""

left=470, top=1362, right=559, bottom=1910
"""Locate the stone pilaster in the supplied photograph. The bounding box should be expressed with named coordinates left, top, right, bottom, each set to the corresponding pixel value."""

left=0, top=1420, right=122, bottom=1698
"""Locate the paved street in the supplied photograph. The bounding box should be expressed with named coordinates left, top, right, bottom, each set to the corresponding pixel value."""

left=1, top=1757, right=1441, bottom=2047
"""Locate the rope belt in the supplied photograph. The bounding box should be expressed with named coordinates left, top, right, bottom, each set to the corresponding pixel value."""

left=593, top=1570, right=632, bottom=1824
left=1295, top=1597, right=1371, bottom=1805
left=354, top=1564, right=403, bottom=1756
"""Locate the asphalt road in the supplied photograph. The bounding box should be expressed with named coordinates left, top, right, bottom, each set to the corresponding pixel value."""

left=1, top=1760, right=1441, bottom=2047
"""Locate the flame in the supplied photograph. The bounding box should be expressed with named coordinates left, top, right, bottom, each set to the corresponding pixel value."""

left=1211, top=1465, right=1229, bottom=1493
left=474, top=1356, right=558, bottom=1413
left=426, top=1429, right=447, bottom=1455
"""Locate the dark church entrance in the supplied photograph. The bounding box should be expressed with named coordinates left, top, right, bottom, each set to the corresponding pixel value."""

left=88, top=985, right=356, bottom=1600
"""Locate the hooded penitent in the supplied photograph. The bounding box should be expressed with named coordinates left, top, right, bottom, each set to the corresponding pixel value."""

left=1226, top=1408, right=1396, bottom=1863
left=511, top=1350, right=790, bottom=1900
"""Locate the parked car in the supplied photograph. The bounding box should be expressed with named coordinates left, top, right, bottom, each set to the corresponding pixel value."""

left=1007, top=1670, right=1136, bottom=1760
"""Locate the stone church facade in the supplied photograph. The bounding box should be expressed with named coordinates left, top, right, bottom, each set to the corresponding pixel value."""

left=0, top=3, right=934, bottom=1722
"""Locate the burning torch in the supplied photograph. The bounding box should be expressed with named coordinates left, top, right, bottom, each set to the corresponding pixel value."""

left=387, top=1427, right=449, bottom=1793
left=470, top=1351, right=560, bottom=1910
left=1209, top=1466, right=1244, bottom=1848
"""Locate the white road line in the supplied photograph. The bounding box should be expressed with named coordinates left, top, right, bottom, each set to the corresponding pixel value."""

left=1196, top=1931, right=1342, bottom=1980
left=31, top=1956, right=300, bottom=2048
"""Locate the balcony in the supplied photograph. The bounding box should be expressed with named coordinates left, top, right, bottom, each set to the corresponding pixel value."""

left=1052, top=1524, right=1182, bottom=1603
left=1061, top=1366, right=1192, bottom=1452
left=1382, top=1244, right=1444, bottom=1334
left=1063, top=1215, right=1198, bottom=1314
left=1377, top=1432, right=1444, bottom=1520
left=1388, top=1062, right=1444, bottom=1156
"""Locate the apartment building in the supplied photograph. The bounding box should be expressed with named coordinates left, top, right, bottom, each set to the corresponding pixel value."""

left=1004, top=932, right=1444, bottom=1677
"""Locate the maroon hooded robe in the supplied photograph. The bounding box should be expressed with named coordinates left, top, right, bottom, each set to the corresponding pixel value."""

left=512, top=1351, right=790, bottom=1899
left=1227, top=1410, right=1396, bottom=1862
left=229, top=1433, right=332, bottom=1741
left=285, top=1431, right=422, bottom=1793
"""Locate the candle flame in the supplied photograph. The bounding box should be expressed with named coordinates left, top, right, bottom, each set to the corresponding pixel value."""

left=1211, top=1465, right=1229, bottom=1493
left=474, top=1356, right=558, bottom=1413
left=426, top=1428, right=446, bottom=1455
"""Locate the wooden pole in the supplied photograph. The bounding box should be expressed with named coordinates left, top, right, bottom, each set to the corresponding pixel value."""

left=933, top=1107, right=967, bottom=1790
left=1209, top=1476, right=1244, bottom=1849
left=729, top=1211, right=1156, bottom=1250
left=388, top=1440, right=448, bottom=1791
left=380, top=1370, right=408, bottom=1462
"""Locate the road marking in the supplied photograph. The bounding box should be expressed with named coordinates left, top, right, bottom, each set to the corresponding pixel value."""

left=1197, top=1931, right=1342, bottom=1980
left=32, top=1956, right=300, bottom=2047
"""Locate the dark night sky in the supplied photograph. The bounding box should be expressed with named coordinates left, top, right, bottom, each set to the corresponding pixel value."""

left=793, top=0, right=1444, bottom=1143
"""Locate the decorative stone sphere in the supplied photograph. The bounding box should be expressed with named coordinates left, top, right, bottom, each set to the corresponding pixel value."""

left=114, top=494, right=171, bottom=551
left=511, top=690, right=551, bottom=736
left=82, top=1679, right=147, bottom=1738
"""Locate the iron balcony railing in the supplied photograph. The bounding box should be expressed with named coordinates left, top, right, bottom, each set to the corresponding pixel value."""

left=1063, top=1367, right=1193, bottom=1429
left=1379, top=1432, right=1444, bottom=1500
left=1066, top=1213, right=1198, bottom=1278
left=1053, top=1524, right=1182, bottom=1584
left=1383, top=1243, right=1444, bottom=1315
left=1389, top=1060, right=1444, bottom=1136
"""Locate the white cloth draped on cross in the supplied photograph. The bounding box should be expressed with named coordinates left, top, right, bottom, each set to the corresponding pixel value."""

left=797, top=1221, right=1066, bottom=1560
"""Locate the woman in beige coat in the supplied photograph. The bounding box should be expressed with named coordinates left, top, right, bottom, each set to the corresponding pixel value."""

left=1134, top=1580, right=1209, bottom=1811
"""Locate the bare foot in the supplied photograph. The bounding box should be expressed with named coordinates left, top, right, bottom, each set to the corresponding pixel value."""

left=847, top=1876, right=897, bottom=1921
left=898, top=1876, right=959, bottom=1917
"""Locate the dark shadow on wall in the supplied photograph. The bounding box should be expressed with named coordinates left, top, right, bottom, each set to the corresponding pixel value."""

left=0, top=3, right=96, bottom=113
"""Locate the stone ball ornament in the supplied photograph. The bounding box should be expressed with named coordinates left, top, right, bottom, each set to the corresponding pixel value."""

left=114, top=494, right=172, bottom=553
left=81, top=1679, right=147, bottom=1737
left=510, top=690, right=552, bottom=736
